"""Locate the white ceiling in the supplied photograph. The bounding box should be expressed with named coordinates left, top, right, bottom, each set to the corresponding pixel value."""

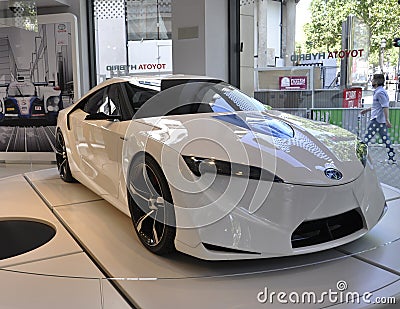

left=0, top=0, right=70, bottom=11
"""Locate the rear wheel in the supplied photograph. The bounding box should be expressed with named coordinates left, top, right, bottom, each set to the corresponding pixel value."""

left=127, top=154, right=176, bottom=255
left=55, top=130, right=76, bottom=183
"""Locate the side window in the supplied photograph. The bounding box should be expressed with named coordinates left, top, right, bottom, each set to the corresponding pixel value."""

left=83, top=85, right=122, bottom=116
left=96, top=98, right=111, bottom=115
left=124, top=83, right=157, bottom=114
left=102, top=85, right=122, bottom=116
left=83, top=88, right=106, bottom=114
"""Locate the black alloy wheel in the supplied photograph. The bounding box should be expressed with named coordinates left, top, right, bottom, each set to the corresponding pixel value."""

left=55, top=130, right=76, bottom=183
left=128, top=154, right=176, bottom=255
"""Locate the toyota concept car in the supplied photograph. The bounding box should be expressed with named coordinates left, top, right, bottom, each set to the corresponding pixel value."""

left=55, top=75, right=386, bottom=260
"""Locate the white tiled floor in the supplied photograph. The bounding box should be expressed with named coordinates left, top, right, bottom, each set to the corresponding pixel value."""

left=2, top=164, right=400, bottom=308
left=25, top=168, right=400, bottom=308
left=0, top=171, right=130, bottom=308
left=0, top=163, right=56, bottom=179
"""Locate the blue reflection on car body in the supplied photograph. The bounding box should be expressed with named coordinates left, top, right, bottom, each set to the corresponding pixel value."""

left=213, top=113, right=294, bottom=139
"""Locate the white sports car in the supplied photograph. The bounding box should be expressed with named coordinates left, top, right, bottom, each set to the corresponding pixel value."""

left=56, top=75, right=386, bottom=260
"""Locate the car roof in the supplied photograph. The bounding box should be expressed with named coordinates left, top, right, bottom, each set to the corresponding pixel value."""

left=98, top=74, right=223, bottom=91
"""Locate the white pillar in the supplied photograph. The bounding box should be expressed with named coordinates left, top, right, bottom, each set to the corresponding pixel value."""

left=283, top=0, right=297, bottom=66
left=240, top=1, right=255, bottom=95
left=171, top=0, right=229, bottom=81
left=257, top=0, right=269, bottom=68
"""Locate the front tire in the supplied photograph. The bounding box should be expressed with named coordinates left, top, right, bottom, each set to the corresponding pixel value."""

left=127, top=154, right=176, bottom=255
left=55, top=130, right=76, bottom=183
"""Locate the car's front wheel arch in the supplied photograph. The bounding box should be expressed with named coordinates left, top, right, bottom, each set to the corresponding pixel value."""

left=127, top=152, right=176, bottom=255
left=55, top=129, right=76, bottom=183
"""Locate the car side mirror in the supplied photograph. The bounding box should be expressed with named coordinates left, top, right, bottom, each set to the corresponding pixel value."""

left=85, top=112, right=121, bottom=121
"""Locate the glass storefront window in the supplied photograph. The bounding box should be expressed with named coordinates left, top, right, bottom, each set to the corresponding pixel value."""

left=239, top=0, right=400, bottom=189
left=239, top=0, right=400, bottom=110
left=0, top=0, right=38, bottom=32
left=126, top=0, right=171, bottom=41
left=93, top=0, right=172, bottom=84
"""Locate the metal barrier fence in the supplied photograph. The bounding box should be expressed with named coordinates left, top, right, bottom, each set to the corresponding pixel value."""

left=274, top=108, right=308, bottom=118
left=255, top=89, right=343, bottom=109
left=276, top=108, right=400, bottom=145
left=310, top=108, right=365, bottom=136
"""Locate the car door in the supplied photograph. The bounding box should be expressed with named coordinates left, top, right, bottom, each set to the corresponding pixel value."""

left=82, top=83, right=132, bottom=199
left=114, top=82, right=159, bottom=206
left=68, top=86, right=106, bottom=184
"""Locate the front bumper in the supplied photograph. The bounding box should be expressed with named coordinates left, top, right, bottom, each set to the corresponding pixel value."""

left=4, top=97, right=46, bottom=119
left=171, top=160, right=386, bottom=260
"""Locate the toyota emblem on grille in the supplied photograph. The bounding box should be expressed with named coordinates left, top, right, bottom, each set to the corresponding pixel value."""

left=324, top=168, right=343, bottom=180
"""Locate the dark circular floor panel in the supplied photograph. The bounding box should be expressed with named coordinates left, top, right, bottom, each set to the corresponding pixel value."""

left=0, top=220, right=56, bottom=260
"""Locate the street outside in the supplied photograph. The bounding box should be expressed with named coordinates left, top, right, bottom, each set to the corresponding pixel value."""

left=369, top=145, right=400, bottom=190
left=362, top=83, right=400, bottom=107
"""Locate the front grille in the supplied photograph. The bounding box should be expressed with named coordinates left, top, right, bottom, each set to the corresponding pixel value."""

left=291, top=209, right=364, bottom=248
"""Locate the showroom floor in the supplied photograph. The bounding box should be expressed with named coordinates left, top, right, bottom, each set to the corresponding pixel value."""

left=369, top=146, right=400, bottom=190
left=0, top=169, right=130, bottom=308
left=0, top=162, right=55, bottom=178
left=0, top=162, right=400, bottom=308
left=0, top=143, right=399, bottom=309
left=0, top=151, right=56, bottom=178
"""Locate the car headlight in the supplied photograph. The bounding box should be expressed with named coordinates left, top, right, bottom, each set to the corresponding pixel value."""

left=182, top=156, right=284, bottom=182
left=47, top=97, right=60, bottom=112
left=356, top=139, right=368, bottom=167
left=47, top=96, right=60, bottom=106
left=53, top=97, right=60, bottom=105
left=0, top=103, right=3, bottom=113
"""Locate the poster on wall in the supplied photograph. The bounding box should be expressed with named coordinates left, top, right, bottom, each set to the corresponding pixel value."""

left=0, top=14, right=78, bottom=154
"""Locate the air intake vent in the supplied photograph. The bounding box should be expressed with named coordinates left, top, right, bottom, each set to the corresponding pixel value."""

left=202, top=243, right=260, bottom=255
left=291, top=209, right=364, bottom=248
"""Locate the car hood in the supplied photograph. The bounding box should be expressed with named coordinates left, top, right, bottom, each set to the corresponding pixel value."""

left=136, top=110, right=364, bottom=186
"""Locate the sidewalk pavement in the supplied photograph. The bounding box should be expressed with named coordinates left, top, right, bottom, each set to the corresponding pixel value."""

left=369, top=145, right=400, bottom=189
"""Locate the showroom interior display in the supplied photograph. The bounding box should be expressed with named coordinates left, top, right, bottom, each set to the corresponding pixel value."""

left=0, top=0, right=399, bottom=307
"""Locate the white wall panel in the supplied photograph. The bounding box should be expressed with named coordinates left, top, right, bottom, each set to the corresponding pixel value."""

left=172, top=0, right=228, bottom=81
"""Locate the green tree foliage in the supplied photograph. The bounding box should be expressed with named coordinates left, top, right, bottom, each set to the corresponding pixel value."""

left=303, top=0, right=400, bottom=67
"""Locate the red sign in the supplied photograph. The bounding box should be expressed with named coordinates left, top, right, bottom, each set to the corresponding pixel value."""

left=279, top=76, right=308, bottom=90
left=343, top=88, right=362, bottom=108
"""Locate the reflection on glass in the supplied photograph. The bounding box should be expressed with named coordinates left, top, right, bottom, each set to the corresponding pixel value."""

left=133, top=82, right=270, bottom=119
left=0, top=0, right=38, bottom=32
left=126, top=0, right=171, bottom=40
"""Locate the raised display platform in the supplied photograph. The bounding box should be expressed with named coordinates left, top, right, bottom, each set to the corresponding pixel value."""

left=1, top=168, right=400, bottom=308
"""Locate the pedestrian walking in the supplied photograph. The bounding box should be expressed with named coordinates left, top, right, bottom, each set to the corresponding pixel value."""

left=361, top=74, right=396, bottom=164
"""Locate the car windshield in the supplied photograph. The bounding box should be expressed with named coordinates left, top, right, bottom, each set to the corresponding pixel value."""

left=8, top=82, right=36, bottom=97
left=133, top=81, right=268, bottom=119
